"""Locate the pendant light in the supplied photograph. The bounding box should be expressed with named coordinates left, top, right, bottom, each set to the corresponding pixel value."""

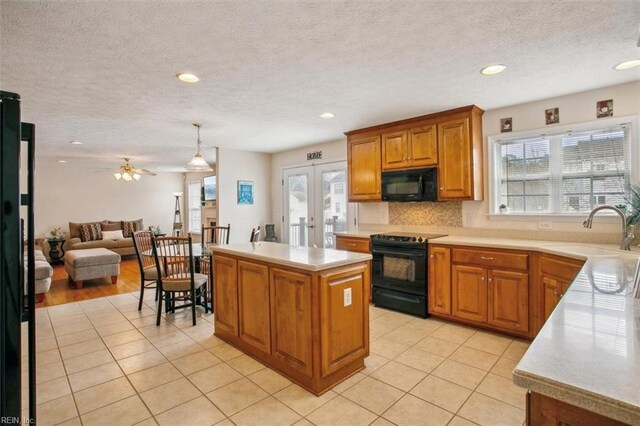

left=187, top=123, right=212, bottom=171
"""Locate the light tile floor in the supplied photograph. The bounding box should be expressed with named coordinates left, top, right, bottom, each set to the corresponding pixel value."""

left=23, top=291, right=529, bottom=426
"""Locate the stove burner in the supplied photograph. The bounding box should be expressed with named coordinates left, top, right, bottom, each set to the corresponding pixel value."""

left=371, top=233, right=446, bottom=244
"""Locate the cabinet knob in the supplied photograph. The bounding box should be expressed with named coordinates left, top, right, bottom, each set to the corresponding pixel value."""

left=440, top=187, right=444, bottom=190
left=430, top=254, right=434, bottom=258
left=488, top=278, right=492, bottom=283
left=348, top=243, right=356, bottom=247
left=481, top=277, right=485, bottom=281
left=553, top=291, right=562, bottom=296
left=480, top=256, right=494, bottom=260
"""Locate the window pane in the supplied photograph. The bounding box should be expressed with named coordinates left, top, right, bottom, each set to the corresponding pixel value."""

left=188, top=182, right=201, bottom=233
left=495, top=124, right=629, bottom=214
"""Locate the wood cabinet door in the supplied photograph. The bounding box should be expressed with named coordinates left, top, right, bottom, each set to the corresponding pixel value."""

left=428, top=245, right=451, bottom=315
left=335, top=236, right=370, bottom=253
left=487, top=269, right=529, bottom=333
left=238, top=261, right=271, bottom=354
left=270, top=268, right=313, bottom=376
left=542, top=275, right=563, bottom=323
left=348, top=135, right=381, bottom=201
left=213, top=255, right=239, bottom=337
left=452, top=264, right=487, bottom=323
left=409, top=125, right=437, bottom=167
left=437, top=118, right=472, bottom=200
left=320, top=263, right=369, bottom=377
left=381, top=130, right=409, bottom=170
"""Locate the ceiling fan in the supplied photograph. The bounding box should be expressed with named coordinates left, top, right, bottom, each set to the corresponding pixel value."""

left=113, top=157, right=156, bottom=182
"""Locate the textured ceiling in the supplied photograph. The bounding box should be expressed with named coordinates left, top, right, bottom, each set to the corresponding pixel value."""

left=1, top=1, right=639, bottom=172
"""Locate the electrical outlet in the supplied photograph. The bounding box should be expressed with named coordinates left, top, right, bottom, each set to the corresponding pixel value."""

left=538, top=221, right=553, bottom=229
left=466, top=213, right=475, bottom=226
left=343, top=288, right=352, bottom=307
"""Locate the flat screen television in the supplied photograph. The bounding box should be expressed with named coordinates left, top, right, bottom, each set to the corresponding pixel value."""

left=203, top=175, right=217, bottom=201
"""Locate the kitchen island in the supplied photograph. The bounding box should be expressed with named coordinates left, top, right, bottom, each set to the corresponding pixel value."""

left=211, top=242, right=372, bottom=395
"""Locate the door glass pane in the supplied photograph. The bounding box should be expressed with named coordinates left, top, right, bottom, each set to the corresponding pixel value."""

left=321, top=170, right=346, bottom=248
left=288, top=174, right=308, bottom=246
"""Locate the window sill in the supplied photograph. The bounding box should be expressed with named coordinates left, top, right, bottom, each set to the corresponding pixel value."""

left=487, top=213, right=622, bottom=223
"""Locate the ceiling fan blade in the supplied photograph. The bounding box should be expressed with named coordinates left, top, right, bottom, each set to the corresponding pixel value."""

left=134, top=168, right=157, bottom=176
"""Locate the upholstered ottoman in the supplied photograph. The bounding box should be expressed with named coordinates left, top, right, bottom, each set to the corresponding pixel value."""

left=65, top=248, right=121, bottom=289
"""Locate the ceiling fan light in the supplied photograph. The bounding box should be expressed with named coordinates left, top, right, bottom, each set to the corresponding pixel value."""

left=114, top=172, right=122, bottom=180
left=123, top=172, right=133, bottom=182
left=133, top=173, right=141, bottom=181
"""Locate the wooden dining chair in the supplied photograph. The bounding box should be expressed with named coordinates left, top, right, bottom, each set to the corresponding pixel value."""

left=201, top=224, right=231, bottom=246
left=151, top=234, right=208, bottom=326
left=132, top=230, right=161, bottom=311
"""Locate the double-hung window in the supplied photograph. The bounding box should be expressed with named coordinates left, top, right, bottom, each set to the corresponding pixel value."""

left=188, top=181, right=201, bottom=233
left=490, top=120, right=634, bottom=215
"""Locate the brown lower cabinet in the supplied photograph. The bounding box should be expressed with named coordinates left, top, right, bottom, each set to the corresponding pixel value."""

left=527, top=392, right=627, bottom=426
left=335, top=235, right=371, bottom=254
left=213, top=253, right=370, bottom=395
left=428, top=245, right=586, bottom=338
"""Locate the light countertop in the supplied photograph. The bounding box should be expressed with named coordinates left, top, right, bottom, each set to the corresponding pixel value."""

left=430, top=236, right=640, bottom=424
left=211, top=242, right=372, bottom=271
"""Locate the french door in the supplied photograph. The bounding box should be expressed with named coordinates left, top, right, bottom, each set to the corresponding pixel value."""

left=283, top=161, right=352, bottom=248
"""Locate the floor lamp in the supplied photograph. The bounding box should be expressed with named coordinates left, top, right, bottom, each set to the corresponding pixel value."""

left=172, top=192, right=183, bottom=236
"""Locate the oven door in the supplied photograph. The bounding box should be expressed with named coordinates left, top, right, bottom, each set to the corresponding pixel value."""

left=371, top=245, right=426, bottom=295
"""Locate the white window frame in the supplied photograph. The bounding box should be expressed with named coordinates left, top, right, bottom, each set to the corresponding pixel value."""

left=187, top=181, right=202, bottom=233
left=487, top=115, right=639, bottom=221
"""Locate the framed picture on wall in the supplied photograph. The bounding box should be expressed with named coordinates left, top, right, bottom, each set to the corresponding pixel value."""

left=237, top=180, right=254, bottom=205
left=500, top=117, right=512, bottom=132
left=545, top=108, right=559, bottom=125
left=597, top=99, right=613, bottom=118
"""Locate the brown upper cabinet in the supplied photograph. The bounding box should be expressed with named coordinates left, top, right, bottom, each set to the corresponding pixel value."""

left=346, top=105, right=484, bottom=202
left=347, top=134, right=382, bottom=201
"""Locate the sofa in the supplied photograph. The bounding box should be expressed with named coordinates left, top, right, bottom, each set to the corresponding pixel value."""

left=62, top=219, right=144, bottom=256
left=24, top=244, right=53, bottom=303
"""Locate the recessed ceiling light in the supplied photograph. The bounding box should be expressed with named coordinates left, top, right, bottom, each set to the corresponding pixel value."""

left=176, top=73, right=200, bottom=83
left=70, top=140, right=82, bottom=145
left=614, top=59, right=640, bottom=70
left=480, top=64, right=507, bottom=75
left=319, top=112, right=335, bottom=119
left=57, top=160, right=67, bottom=164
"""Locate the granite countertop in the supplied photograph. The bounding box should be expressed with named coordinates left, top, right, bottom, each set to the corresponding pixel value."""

left=430, top=236, right=640, bottom=424
left=211, top=242, right=372, bottom=271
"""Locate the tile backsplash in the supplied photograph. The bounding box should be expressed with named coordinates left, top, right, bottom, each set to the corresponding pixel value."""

left=389, top=202, right=462, bottom=227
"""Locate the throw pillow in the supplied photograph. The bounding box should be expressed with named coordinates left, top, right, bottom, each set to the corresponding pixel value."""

left=101, top=221, right=121, bottom=232
left=102, top=230, right=124, bottom=240
left=79, top=223, right=102, bottom=242
left=122, top=219, right=144, bottom=237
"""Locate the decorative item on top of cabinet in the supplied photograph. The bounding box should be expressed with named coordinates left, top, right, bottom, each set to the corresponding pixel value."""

left=345, top=105, right=483, bottom=202
left=347, top=134, right=381, bottom=201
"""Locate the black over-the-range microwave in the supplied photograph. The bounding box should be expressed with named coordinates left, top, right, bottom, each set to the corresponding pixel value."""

left=381, top=167, right=437, bottom=202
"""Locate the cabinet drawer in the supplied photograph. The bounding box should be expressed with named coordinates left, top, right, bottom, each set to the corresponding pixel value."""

left=336, top=236, right=370, bottom=253
left=539, top=255, right=584, bottom=282
left=452, top=248, right=528, bottom=271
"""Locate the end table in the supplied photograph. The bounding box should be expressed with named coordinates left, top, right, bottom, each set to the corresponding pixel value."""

left=47, top=239, right=65, bottom=264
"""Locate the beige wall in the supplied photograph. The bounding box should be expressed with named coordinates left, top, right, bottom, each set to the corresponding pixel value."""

left=34, top=160, right=183, bottom=238
left=270, top=139, right=347, bottom=240
left=217, top=148, right=271, bottom=244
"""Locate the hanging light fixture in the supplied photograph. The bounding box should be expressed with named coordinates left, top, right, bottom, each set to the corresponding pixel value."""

left=187, top=123, right=212, bottom=171
left=114, top=158, right=146, bottom=182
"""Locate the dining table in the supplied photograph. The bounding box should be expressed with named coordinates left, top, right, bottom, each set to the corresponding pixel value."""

left=141, top=243, right=215, bottom=313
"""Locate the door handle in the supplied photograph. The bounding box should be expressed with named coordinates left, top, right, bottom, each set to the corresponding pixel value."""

left=307, top=225, right=315, bottom=229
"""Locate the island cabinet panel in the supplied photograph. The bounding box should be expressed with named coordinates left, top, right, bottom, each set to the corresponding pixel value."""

left=428, top=245, right=451, bottom=315
left=487, top=269, right=529, bottom=333
left=528, top=392, right=627, bottom=426
left=237, top=261, right=271, bottom=354
left=452, top=264, right=487, bottom=323
left=270, top=268, right=313, bottom=376
left=319, top=264, right=369, bottom=377
left=213, top=255, right=239, bottom=338
left=347, top=135, right=381, bottom=201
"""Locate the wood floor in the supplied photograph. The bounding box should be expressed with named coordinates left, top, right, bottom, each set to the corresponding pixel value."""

left=41, top=257, right=143, bottom=307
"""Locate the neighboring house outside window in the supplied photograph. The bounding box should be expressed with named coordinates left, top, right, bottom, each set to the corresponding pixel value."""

left=188, top=181, right=201, bottom=233
left=489, top=119, right=634, bottom=216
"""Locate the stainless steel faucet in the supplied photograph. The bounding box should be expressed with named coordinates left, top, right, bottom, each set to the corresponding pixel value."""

left=583, top=205, right=635, bottom=250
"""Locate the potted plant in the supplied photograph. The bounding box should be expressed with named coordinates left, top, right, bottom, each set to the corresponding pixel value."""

left=499, top=204, right=508, bottom=214
left=46, top=226, right=65, bottom=241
